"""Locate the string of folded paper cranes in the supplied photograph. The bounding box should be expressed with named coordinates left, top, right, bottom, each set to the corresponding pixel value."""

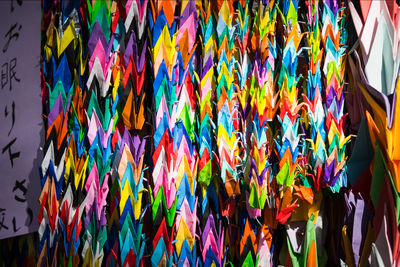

left=34, top=0, right=400, bottom=266
left=346, top=1, right=400, bottom=265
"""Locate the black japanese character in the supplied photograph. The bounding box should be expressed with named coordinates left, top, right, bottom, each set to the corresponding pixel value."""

left=0, top=208, right=8, bottom=231
left=4, top=101, right=15, bottom=136
left=12, top=217, right=20, bottom=232
left=13, top=179, right=27, bottom=203
left=2, top=137, right=20, bottom=167
left=1, top=58, right=20, bottom=91
left=3, top=23, right=21, bottom=53
left=10, top=0, right=23, bottom=13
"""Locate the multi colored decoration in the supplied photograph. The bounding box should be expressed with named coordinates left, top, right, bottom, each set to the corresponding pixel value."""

left=32, top=0, right=400, bottom=266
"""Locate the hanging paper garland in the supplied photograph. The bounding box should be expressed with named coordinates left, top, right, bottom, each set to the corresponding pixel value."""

left=34, top=0, right=400, bottom=266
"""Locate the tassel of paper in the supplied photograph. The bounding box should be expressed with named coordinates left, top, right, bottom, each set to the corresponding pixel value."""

left=248, top=1, right=278, bottom=266
left=346, top=1, right=400, bottom=265
left=235, top=1, right=263, bottom=266
left=280, top=1, right=324, bottom=266
left=39, top=7, right=114, bottom=262
left=39, top=16, right=84, bottom=265
left=149, top=1, right=179, bottom=265
left=197, top=2, right=225, bottom=266
left=321, top=0, right=350, bottom=192
left=110, top=1, right=150, bottom=266
left=274, top=0, right=303, bottom=224
left=302, top=0, right=325, bottom=193
left=247, top=0, right=278, bottom=213
left=171, top=1, right=199, bottom=266
left=39, top=1, right=132, bottom=265
left=103, top=4, right=128, bottom=265
left=215, top=0, right=240, bottom=199
left=79, top=2, right=114, bottom=265
left=214, top=0, right=240, bottom=264
left=234, top=1, right=261, bottom=266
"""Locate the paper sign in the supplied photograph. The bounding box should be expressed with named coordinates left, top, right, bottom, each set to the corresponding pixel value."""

left=0, top=0, right=41, bottom=239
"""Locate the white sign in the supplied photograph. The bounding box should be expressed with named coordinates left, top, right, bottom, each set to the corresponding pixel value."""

left=0, top=0, right=41, bottom=239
